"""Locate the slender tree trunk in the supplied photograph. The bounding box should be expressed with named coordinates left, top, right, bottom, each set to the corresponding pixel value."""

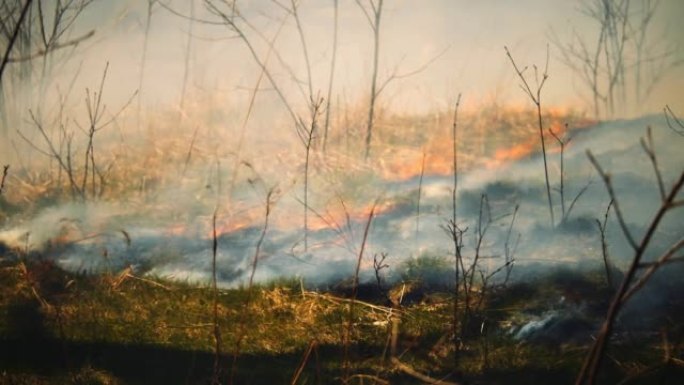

left=323, top=0, right=338, bottom=152
left=0, top=0, right=34, bottom=138
left=364, top=0, right=383, bottom=160
left=290, top=0, right=313, bottom=103
left=179, top=0, right=195, bottom=115
left=137, top=0, right=154, bottom=130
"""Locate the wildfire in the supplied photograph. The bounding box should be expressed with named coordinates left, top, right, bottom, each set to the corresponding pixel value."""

left=491, top=141, right=537, bottom=164
left=376, top=106, right=594, bottom=182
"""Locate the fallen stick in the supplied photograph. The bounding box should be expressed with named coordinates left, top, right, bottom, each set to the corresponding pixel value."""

left=304, top=291, right=398, bottom=315
left=391, top=357, right=461, bottom=385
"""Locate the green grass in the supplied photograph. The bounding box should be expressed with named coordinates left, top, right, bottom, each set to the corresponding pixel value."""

left=0, top=258, right=680, bottom=384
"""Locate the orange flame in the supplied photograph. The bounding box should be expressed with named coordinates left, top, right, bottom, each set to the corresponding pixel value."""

left=376, top=107, right=594, bottom=181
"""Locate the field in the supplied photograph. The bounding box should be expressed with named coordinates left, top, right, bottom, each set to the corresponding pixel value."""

left=1, top=1, right=684, bottom=384
left=1, top=105, right=683, bottom=384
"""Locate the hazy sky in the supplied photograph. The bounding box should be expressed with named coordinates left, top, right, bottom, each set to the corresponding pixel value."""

left=46, top=0, right=684, bottom=118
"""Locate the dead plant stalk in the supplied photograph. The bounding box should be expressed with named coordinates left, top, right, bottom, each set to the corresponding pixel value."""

left=230, top=187, right=276, bottom=385
left=450, top=94, right=464, bottom=364
left=297, top=98, right=323, bottom=252
left=505, top=46, right=555, bottom=227
left=342, top=200, right=377, bottom=383
left=211, top=208, right=221, bottom=385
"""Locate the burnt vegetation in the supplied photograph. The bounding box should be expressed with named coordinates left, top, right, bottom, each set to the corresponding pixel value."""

left=1, top=1, right=683, bottom=385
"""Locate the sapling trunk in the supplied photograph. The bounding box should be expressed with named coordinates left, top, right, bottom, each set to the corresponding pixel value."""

left=323, top=0, right=339, bottom=152
left=137, top=0, right=155, bottom=130
left=179, top=0, right=195, bottom=114
left=356, top=0, right=384, bottom=160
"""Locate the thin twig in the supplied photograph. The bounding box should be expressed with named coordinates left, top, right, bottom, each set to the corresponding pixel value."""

left=586, top=152, right=638, bottom=250
left=503, top=204, right=520, bottom=286
left=6, top=30, right=95, bottom=62
left=664, top=105, right=684, bottom=136
left=391, top=357, right=461, bottom=385
left=596, top=199, right=614, bottom=289
left=565, top=178, right=593, bottom=220
left=304, top=291, right=398, bottom=315
left=182, top=125, right=201, bottom=178
left=622, top=237, right=684, bottom=304
left=640, top=126, right=666, bottom=201
left=290, top=339, right=316, bottom=385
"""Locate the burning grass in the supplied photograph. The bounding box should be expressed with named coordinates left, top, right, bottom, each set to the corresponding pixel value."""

left=1, top=102, right=590, bottom=219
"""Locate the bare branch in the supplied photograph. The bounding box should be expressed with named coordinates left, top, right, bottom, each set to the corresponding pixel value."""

left=586, top=151, right=638, bottom=250
left=664, top=105, right=684, bottom=136
left=577, top=159, right=684, bottom=385
left=375, top=45, right=450, bottom=98
left=6, top=29, right=94, bottom=62
left=565, top=178, right=593, bottom=220
left=353, top=0, right=374, bottom=29
left=205, top=0, right=303, bottom=133
left=0, top=0, right=32, bottom=81
left=506, top=46, right=554, bottom=227
left=622, top=237, right=684, bottom=304
left=596, top=199, right=614, bottom=289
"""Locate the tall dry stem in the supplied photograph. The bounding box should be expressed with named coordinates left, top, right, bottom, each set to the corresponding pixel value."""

left=230, top=186, right=277, bottom=384
left=210, top=208, right=221, bottom=385
left=595, top=200, right=614, bottom=289
left=342, top=200, right=377, bottom=383
left=296, top=97, right=323, bottom=251
left=505, top=46, right=555, bottom=227
left=449, top=93, right=464, bottom=366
